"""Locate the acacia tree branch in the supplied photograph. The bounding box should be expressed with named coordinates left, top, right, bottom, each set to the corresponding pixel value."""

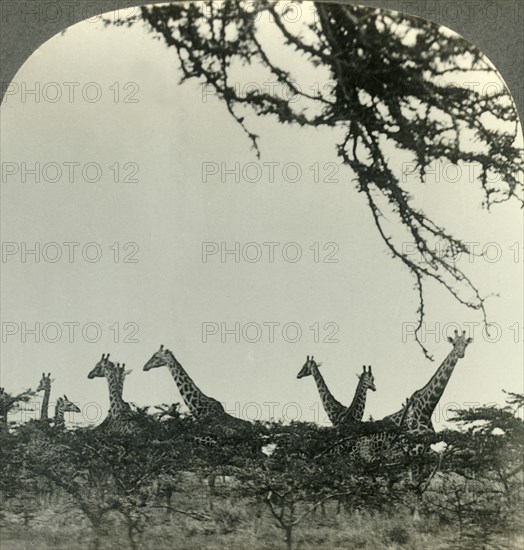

left=110, top=1, right=523, bottom=357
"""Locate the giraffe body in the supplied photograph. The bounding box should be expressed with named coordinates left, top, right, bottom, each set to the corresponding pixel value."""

left=323, top=398, right=417, bottom=461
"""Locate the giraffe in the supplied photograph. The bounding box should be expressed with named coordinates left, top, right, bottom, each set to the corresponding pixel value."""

left=143, top=345, right=265, bottom=506
left=103, top=356, right=131, bottom=399
left=88, top=353, right=132, bottom=423
left=143, top=345, right=266, bottom=457
left=114, top=362, right=131, bottom=398
left=380, top=330, right=473, bottom=443
left=143, top=345, right=227, bottom=420
left=324, top=330, right=472, bottom=463
left=93, top=354, right=131, bottom=418
left=338, top=365, right=376, bottom=427
left=36, top=372, right=53, bottom=420
left=297, top=356, right=345, bottom=426
left=53, top=395, right=80, bottom=428
left=297, top=356, right=376, bottom=427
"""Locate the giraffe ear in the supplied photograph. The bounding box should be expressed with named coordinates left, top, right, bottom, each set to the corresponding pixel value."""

left=447, top=336, right=453, bottom=343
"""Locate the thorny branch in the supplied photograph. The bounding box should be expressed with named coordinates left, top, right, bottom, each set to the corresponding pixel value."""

left=109, top=1, right=523, bottom=357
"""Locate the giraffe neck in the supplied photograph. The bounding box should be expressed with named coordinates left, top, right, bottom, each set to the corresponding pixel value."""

left=311, top=365, right=346, bottom=426
left=345, top=376, right=369, bottom=423
left=117, top=373, right=124, bottom=397
left=0, top=394, right=9, bottom=426
left=54, top=403, right=65, bottom=427
left=41, top=383, right=51, bottom=420
left=412, top=348, right=461, bottom=424
left=114, top=369, right=124, bottom=398
left=105, top=368, right=130, bottom=418
left=165, top=351, right=217, bottom=418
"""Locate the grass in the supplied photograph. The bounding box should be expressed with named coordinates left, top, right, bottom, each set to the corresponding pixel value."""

left=1, top=491, right=522, bottom=550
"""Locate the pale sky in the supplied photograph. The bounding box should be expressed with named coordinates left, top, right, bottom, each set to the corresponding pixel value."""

left=1, top=3, right=522, bottom=429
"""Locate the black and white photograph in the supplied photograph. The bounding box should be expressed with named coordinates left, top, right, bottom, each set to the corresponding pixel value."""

left=1, top=1, right=523, bottom=549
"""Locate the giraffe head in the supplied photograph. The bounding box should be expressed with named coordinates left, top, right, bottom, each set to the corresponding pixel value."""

left=36, top=372, right=52, bottom=392
left=447, top=330, right=473, bottom=358
left=296, top=355, right=322, bottom=378
left=143, top=344, right=171, bottom=371
left=356, top=365, right=376, bottom=392
left=88, top=353, right=113, bottom=379
left=56, top=395, right=80, bottom=414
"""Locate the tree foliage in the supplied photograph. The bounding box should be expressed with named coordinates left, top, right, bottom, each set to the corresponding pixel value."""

left=1, top=392, right=522, bottom=549
left=425, top=394, right=524, bottom=548
left=0, top=387, right=35, bottom=428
